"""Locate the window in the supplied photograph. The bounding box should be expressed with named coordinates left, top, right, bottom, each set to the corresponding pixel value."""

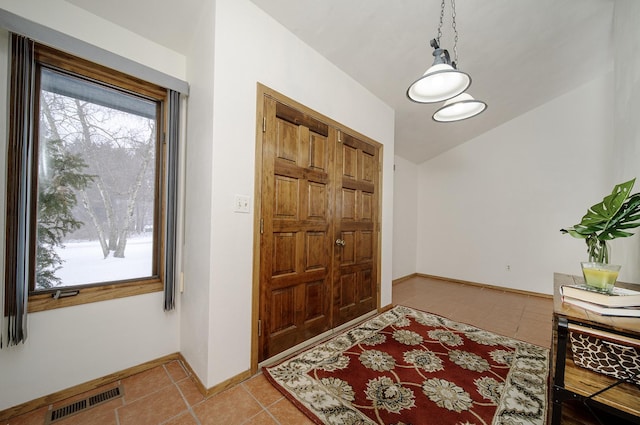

left=4, top=35, right=179, bottom=315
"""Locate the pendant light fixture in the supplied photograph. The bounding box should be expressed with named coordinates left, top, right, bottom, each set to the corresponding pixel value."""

left=433, top=92, right=487, bottom=122
left=406, top=38, right=470, bottom=104
left=406, top=0, right=486, bottom=122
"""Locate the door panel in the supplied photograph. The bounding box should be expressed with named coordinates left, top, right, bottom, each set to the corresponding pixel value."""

left=333, top=133, right=379, bottom=326
left=259, top=98, right=334, bottom=361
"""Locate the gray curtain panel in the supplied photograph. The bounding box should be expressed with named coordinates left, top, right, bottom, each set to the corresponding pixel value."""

left=2, top=34, right=33, bottom=348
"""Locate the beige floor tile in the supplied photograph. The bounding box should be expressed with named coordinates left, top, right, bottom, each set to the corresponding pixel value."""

left=525, top=295, right=553, bottom=308
left=483, top=324, right=521, bottom=337
left=525, top=307, right=553, bottom=322
left=448, top=308, right=488, bottom=326
left=176, top=377, right=206, bottom=407
left=121, top=366, right=173, bottom=403
left=243, top=373, right=284, bottom=408
left=516, top=324, right=553, bottom=348
left=163, top=411, right=199, bottom=425
left=6, top=407, right=49, bottom=425
left=267, top=398, right=316, bottom=425
left=117, top=385, right=187, bottom=425
left=243, top=410, right=280, bottom=425
left=192, top=385, right=262, bottom=425
left=164, top=360, right=188, bottom=383
left=485, top=311, right=522, bottom=327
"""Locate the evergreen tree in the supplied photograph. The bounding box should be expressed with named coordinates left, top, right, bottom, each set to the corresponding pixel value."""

left=36, top=139, right=94, bottom=288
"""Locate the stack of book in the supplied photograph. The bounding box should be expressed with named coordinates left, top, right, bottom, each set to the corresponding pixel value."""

left=560, top=284, right=640, bottom=317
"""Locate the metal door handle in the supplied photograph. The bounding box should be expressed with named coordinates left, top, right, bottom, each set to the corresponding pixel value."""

left=335, top=239, right=345, bottom=247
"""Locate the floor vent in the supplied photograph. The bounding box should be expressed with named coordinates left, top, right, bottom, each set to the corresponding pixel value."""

left=46, top=385, right=123, bottom=424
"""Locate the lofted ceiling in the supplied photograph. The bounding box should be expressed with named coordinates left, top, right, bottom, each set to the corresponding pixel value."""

left=66, top=0, right=615, bottom=163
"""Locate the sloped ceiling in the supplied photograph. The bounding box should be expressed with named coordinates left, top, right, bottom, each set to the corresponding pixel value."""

left=66, top=0, right=615, bottom=163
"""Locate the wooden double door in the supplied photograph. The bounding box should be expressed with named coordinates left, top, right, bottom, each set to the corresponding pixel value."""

left=257, top=91, right=381, bottom=362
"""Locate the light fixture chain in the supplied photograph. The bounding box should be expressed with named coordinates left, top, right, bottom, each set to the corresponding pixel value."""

left=451, top=0, right=459, bottom=66
left=408, top=0, right=486, bottom=120
left=437, top=0, right=445, bottom=45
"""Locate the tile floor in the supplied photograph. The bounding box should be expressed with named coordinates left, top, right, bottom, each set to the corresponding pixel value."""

left=5, top=276, right=554, bottom=425
left=393, top=275, right=553, bottom=348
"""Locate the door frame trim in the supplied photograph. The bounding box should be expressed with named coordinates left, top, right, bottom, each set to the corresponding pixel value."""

left=251, top=83, right=383, bottom=373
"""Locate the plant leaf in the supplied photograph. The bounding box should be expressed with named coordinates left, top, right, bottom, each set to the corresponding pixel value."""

left=561, top=179, right=640, bottom=258
left=580, top=179, right=635, bottom=227
left=599, top=192, right=640, bottom=240
left=560, top=227, right=588, bottom=239
left=600, top=229, right=635, bottom=240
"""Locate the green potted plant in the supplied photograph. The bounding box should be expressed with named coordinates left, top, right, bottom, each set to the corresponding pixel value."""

left=561, top=178, right=640, bottom=292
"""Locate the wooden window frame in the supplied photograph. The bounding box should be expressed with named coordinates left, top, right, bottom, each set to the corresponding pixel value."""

left=6, top=41, right=169, bottom=313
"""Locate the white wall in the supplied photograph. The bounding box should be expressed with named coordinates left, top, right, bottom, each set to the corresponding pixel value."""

left=392, top=155, right=418, bottom=280
left=612, top=0, right=640, bottom=283
left=0, top=1, right=184, bottom=410
left=183, top=0, right=395, bottom=388
left=416, top=73, right=615, bottom=295
left=179, top=0, right=216, bottom=388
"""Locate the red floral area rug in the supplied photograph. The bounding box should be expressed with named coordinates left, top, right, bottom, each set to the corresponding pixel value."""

left=263, top=305, right=548, bottom=425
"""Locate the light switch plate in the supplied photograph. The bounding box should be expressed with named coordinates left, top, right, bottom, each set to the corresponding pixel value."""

left=234, top=195, right=250, bottom=213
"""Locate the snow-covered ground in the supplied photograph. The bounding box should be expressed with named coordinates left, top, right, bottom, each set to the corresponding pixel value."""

left=54, top=234, right=153, bottom=286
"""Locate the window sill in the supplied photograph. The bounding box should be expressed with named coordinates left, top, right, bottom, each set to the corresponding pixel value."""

left=28, top=280, right=164, bottom=313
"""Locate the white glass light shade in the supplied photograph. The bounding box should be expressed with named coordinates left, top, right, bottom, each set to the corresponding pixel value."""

left=407, top=63, right=471, bottom=103
left=432, top=93, right=487, bottom=122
